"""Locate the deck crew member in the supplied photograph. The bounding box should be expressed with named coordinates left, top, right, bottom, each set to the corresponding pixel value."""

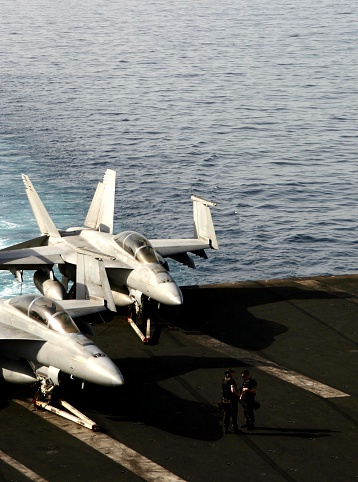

left=222, top=369, right=241, bottom=434
left=240, top=369, right=257, bottom=430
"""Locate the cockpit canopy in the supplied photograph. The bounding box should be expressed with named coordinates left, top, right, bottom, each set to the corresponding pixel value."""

left=114, top=231, right=159, bottom=264
left=9, top=294, right=79, bottom=334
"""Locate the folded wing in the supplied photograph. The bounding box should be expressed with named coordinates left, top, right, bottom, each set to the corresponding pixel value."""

left=150, top=196, right=218, bottom=268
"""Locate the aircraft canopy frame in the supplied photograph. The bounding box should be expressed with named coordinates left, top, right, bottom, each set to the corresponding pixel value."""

left=9, top=295, right=79, bottom=334
left=114, top=231, right=159, bottom=264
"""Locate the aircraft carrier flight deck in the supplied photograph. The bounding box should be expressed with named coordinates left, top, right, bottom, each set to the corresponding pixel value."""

left=0, top=274, right=357, bottom=482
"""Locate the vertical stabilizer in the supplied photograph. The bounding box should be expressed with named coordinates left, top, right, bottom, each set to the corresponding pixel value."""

left=84, top=169, right=116, bottom=234
left=191, top=195, right=219, bottom=250
left=22, top=174, right=61, bottom=238
left=84, top=182, right=105, bottom=230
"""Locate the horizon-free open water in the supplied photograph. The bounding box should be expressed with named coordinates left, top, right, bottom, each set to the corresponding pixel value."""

left=1, top=0, right=358, bottom=298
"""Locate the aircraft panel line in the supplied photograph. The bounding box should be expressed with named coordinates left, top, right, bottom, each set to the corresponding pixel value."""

left=0, top=449, right=49, bottom=482
left=186, top=334, right=350, bottom=398
left=14, top=399, right=185, bottom=482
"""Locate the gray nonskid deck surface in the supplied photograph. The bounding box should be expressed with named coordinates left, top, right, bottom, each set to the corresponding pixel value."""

left=0, top=274, right=357, bottom=482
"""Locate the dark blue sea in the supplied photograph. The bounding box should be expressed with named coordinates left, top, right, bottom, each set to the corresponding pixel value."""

left=1, top=0, right=358, bottom=297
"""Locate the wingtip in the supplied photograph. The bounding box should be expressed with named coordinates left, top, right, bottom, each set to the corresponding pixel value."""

left=22, top=174, right=32, bottom=190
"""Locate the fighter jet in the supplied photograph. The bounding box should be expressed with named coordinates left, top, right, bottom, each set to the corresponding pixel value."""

left=0, top=293, right=124, bottom=390
left=0, top=170, right=218, bottom=315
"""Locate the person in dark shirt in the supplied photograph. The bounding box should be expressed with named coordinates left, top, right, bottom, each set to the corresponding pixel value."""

left=221, top=369, right=241, bottom=434
left=240, top=369, right=257, bottom=430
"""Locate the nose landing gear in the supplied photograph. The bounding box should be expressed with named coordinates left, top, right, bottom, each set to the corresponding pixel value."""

left=33, top=377, right=101, bottom=431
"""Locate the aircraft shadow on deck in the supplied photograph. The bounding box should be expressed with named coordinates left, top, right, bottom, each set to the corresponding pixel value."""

left=4, top=340, right=341, bottom=443
left=64, top=355, right=240, bottom=441
left=5, top=350, right=338, bottom=442
left=158, top=284, right=339, bottom=351
left=4, top=355, right=252, bottom=441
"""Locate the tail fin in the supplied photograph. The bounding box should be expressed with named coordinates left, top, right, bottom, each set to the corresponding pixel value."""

left=84, top=169, right=116, bottom=234
left=22, top=174, right=61, bottom=238
left=191, top=195, right=219, bottom=250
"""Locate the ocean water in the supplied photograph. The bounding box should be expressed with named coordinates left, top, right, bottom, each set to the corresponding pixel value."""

left=1, top=0, right=358, bottom=298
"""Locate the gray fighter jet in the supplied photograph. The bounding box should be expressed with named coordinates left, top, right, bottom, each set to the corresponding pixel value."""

left=0, top=293, right=124, bottom=390
left=0, top=170, right=218, bottom=315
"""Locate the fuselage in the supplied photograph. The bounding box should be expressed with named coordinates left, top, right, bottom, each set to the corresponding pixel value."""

left=57, top=228, right=183, bottom=306
left=0, top=295, right=124, bottom=386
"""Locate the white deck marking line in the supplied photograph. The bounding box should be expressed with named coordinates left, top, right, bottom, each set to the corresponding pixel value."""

left=13, top=399, right=185, bottom=482
left=258, top=365, right=349, bottom=398
left=189, top=334, right=350, bottom=398
left=0, top=449, right=49, bottom=482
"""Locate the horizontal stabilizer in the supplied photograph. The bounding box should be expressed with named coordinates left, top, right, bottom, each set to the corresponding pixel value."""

left=22, top=174, right=61, bottom=238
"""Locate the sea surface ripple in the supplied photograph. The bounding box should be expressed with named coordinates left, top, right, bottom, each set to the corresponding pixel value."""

left=1, top=0, right=358, bottom=296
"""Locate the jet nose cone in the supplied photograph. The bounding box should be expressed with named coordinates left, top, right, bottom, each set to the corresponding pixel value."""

left=161, top=283, right=183, bottom=306
left=85, top=355, right=124, bottom=387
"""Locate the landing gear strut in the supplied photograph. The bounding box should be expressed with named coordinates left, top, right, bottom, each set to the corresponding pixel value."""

left=127, top=296, right=158, bottom=344
left=33, top=378, right=101, bottom=431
